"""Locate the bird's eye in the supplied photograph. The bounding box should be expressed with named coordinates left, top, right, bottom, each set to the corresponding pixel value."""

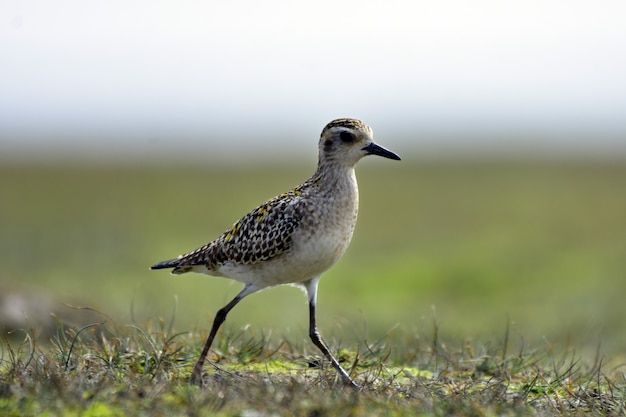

left=339, top=131, right=355, bottom=143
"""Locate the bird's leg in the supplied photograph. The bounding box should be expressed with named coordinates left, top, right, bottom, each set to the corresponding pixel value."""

left=308, top=302, right=359, bottom=388
left=305, top=278, right=359, bottom=389
left=190, top=285, right=255, bottom=386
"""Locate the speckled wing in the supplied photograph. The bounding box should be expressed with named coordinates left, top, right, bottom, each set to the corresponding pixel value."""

left=170, top=190, right=305, bottom=274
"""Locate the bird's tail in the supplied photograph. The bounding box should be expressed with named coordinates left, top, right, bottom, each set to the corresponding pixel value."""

left=150, top=258, right=181, bottom=270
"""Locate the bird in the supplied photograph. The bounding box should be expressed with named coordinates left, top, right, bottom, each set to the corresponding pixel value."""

left=150, top=118, right=401, bottom=388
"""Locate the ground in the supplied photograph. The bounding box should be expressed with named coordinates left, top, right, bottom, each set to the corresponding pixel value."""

left=1, top=159, right=625, bottom=415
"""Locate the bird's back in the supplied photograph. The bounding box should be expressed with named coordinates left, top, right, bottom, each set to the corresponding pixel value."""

left=158, top=187, right=304, bottom=273
left=154, top=167, right=359, bottom=287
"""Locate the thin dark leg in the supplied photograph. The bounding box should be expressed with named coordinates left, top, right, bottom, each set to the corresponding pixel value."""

left=190, top=285, right=254, bottom=386
left=307, top=289, right=359, bottom=388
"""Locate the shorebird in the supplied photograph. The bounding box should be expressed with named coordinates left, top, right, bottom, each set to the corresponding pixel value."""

left=151, top=118, right=400, bottom=388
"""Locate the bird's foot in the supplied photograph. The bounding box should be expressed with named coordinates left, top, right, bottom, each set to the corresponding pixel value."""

left=190, top=364, right=204, bottom=387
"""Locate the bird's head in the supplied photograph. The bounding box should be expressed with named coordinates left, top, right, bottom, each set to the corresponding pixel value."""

left=318, top=118, right=401, bottom=166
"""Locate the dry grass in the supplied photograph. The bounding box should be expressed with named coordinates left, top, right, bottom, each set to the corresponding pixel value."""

left=2, top=313, right=624, bottom=417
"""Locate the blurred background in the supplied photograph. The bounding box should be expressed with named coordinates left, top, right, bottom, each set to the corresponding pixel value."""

left=1, top=1, right=625, bottom=363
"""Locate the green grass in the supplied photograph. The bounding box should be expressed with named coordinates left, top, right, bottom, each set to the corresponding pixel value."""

left=1, top=158, right=626, bottom=415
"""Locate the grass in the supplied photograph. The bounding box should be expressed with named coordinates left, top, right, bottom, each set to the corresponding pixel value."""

left=1, top=157, right=626, bottom=415
left=2, top=314, right=624, bottom=416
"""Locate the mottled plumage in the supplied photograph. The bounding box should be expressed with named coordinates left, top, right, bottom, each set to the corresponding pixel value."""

left=158, top=188, right=304, bottom=273
left=151, top=118, right=400, bottom=388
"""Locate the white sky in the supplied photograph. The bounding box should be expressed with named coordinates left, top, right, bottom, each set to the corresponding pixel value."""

left=1, top=1, right=626, bottom=159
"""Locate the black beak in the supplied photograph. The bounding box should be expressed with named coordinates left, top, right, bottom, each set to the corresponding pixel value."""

left=362, top=142, right=401, bottom=160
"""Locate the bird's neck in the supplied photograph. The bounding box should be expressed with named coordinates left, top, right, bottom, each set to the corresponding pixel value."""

left=311, top=159, right=358, bottom=196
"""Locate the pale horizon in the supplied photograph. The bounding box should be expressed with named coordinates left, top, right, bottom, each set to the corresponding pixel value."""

left=2, top=1, right=625, bottom=161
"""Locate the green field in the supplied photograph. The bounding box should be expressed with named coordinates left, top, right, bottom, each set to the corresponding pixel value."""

left=2, top=158, right=625, bottom=415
